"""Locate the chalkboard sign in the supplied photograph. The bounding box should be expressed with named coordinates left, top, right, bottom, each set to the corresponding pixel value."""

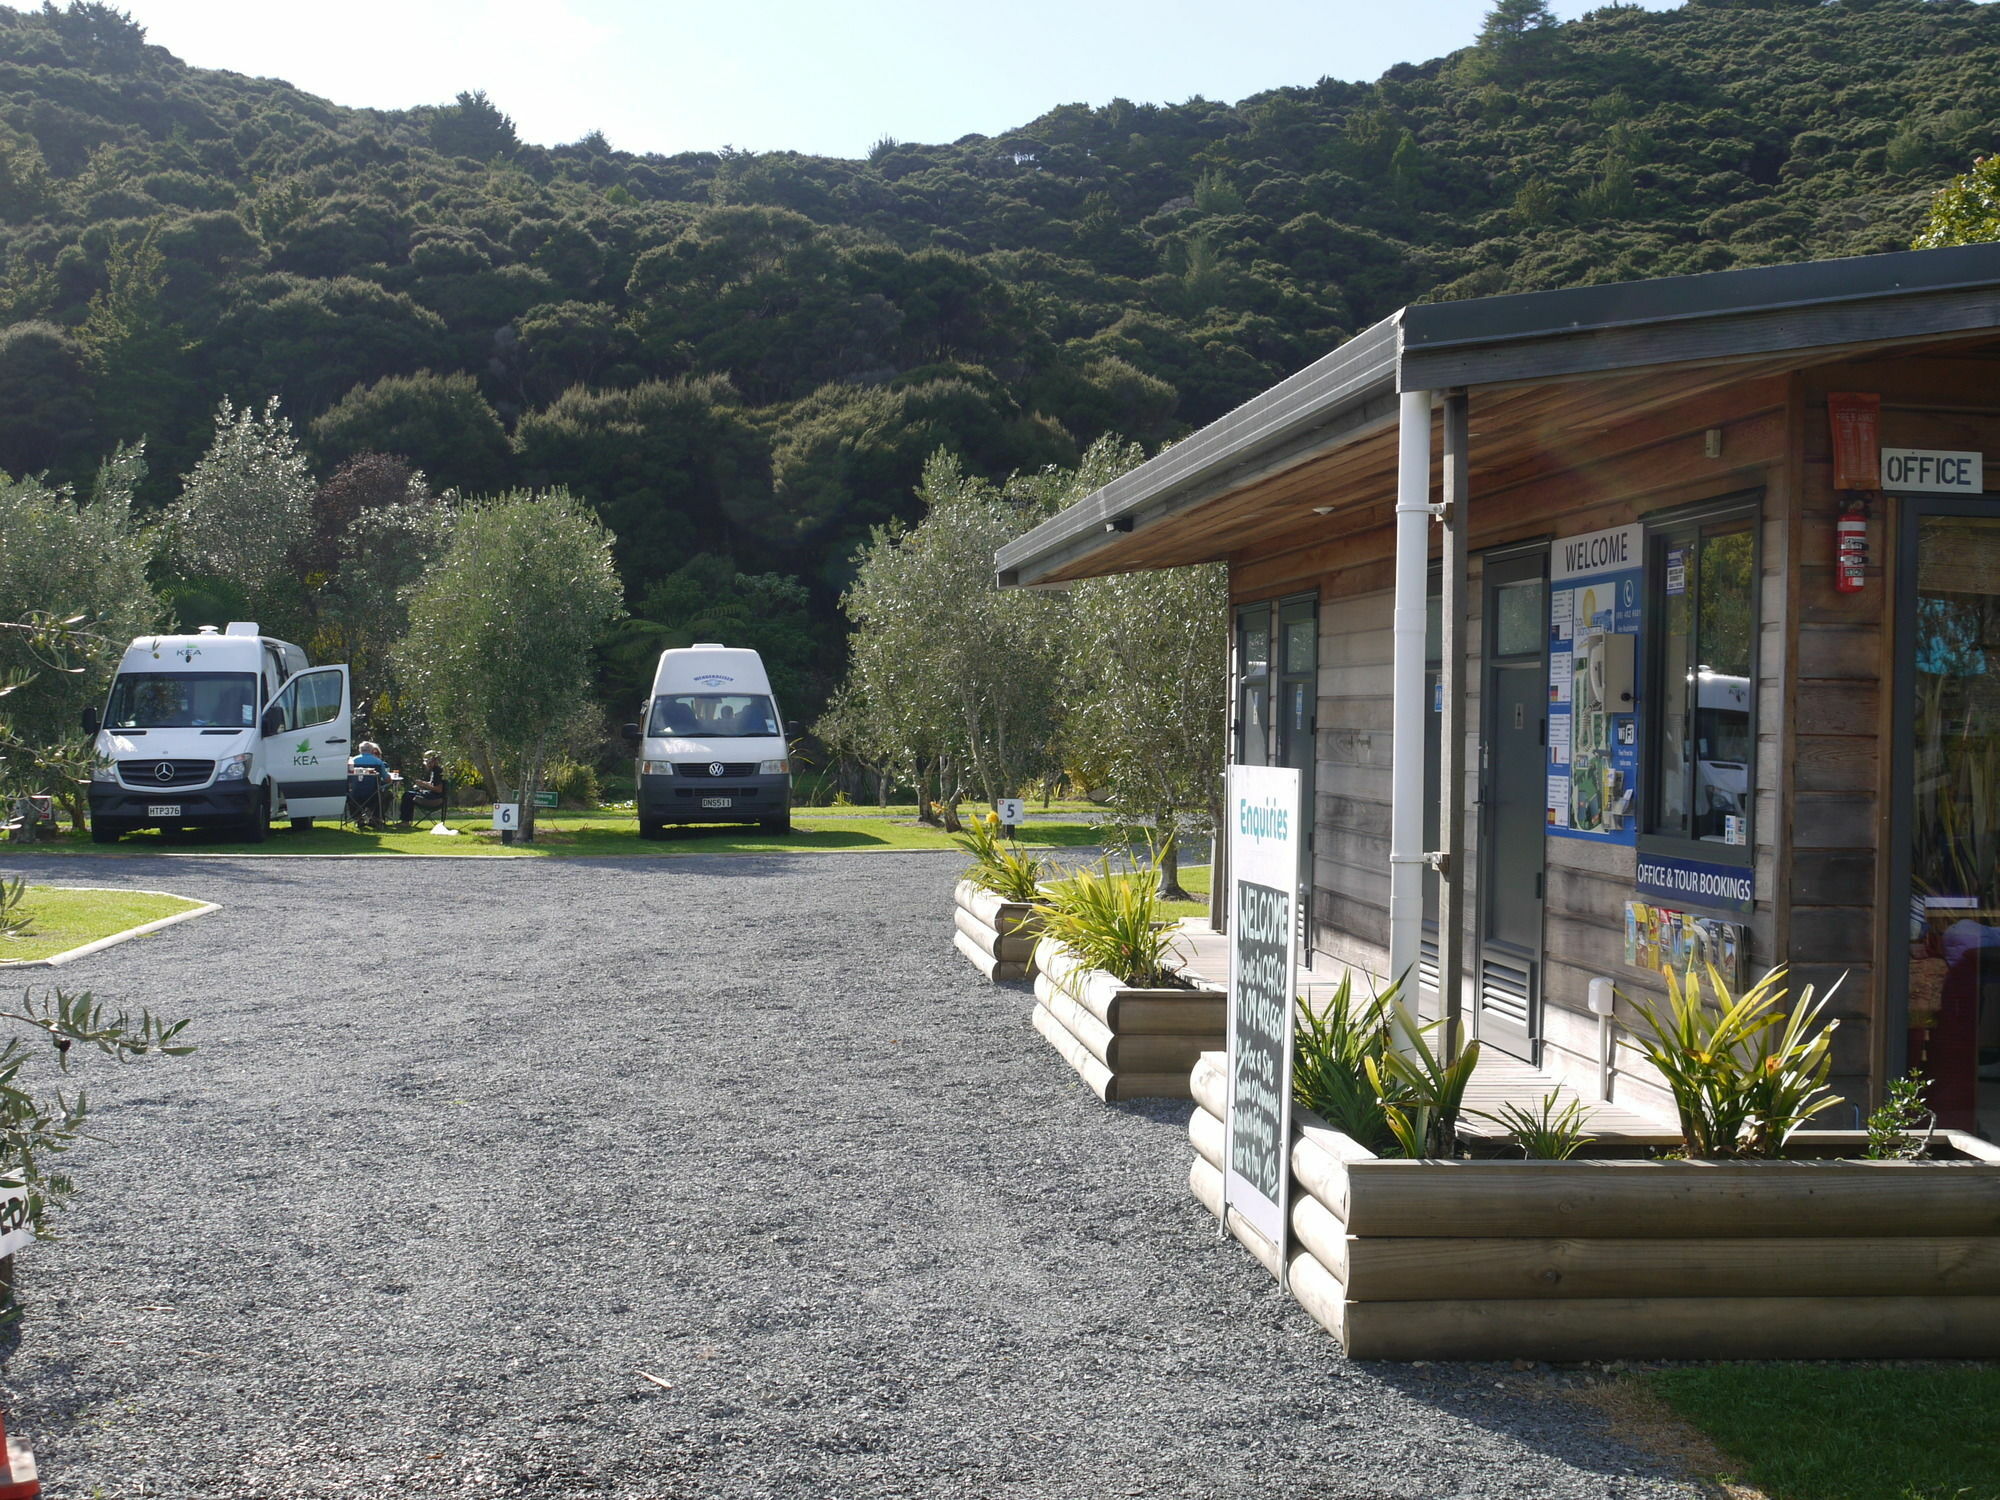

left=1224, top=763, right=1300, bottom=1256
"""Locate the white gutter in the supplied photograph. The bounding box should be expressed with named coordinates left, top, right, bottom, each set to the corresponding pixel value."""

left=1388, top=389, right=1433, bottom=997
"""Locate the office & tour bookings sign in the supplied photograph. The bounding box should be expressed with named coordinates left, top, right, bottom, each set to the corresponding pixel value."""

left=1548, top=523, right=1642, bottom=844
left=1224, top=764, right=1299, bottom=1255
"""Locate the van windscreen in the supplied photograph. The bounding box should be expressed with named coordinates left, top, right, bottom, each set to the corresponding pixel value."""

left=648, top=693, right=779, bottom=739
left=106, top=672, right=258, bottom=729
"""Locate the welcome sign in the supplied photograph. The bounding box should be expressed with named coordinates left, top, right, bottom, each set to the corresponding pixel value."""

left=1224, top=763, right=1300, bottom=1258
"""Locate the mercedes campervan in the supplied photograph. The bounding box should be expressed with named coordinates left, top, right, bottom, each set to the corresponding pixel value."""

left=84, top=623, right=352, bottom=843
left=626, top=645, right=790, bottom=837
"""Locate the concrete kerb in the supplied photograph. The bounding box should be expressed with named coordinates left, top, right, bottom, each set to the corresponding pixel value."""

left=0, top=887, right=220, bottom=968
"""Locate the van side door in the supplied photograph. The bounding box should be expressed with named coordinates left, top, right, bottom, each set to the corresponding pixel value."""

left=265, top=665, right=351, bottom=818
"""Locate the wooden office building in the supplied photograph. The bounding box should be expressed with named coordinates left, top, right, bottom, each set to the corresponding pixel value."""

left=997, top=242, right=2000, bottom=1132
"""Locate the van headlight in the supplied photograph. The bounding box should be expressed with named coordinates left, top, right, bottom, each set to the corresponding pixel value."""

left=91, top=761, right=117, bottom=783
left=640, top=760, right=675, bottom=775
left=758, top=759, right=789, bottom=776
left=216, top=752, right=252, bottom=781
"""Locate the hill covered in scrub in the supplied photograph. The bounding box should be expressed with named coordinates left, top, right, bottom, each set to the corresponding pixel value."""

left=0, top=0, right=1993, bottom=700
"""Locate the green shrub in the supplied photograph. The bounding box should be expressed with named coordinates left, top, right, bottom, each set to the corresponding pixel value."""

left=545, top=761, right=600, bottom=808
left=1620, top=964, right=1843, bottom=1160
left=1033, top=858, right=1182, bottom=986
left=1864, top=1072, right=1933, bottom=1160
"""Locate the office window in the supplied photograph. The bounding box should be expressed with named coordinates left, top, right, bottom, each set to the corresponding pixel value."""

left=1237, top=603, right=1271, bottom=766
left=1647, top=508, right=1756, bottom=849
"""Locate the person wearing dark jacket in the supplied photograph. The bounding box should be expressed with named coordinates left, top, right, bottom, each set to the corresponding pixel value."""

left=401, top=751, right=449, bottom=826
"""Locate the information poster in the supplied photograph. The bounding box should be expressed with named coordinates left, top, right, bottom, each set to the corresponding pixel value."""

left=1224, top=763, right=1299, bottom=1256
left=1548, top=525, right=1643, bottom=843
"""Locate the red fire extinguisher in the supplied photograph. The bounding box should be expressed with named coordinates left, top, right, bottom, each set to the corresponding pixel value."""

left=1835, top=498, right=1869, bottom=593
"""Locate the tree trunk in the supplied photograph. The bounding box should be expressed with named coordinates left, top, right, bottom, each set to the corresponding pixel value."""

left=1158, top=822, right=1191, bottom=903
left=916, top=757, right=940, bottom=824
left=475, top=743, right=500, bottom=804
left=874, top=764, right=888, bottom=807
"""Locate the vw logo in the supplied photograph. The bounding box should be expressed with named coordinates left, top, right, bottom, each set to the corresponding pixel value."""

left=708, top=762, right=724, bottom=777
left=154, top=762, right=175, bottom=783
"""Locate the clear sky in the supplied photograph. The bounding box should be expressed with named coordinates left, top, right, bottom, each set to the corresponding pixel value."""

left=112, top=0, right=1685, bottom=162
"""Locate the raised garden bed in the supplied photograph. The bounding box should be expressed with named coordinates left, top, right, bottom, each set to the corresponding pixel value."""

left=1032, top=936, right=1224, bottom=1102
left=1187, top=1051, right=2000, bottom=1361
left=952, top=879, right=1039, bottom=983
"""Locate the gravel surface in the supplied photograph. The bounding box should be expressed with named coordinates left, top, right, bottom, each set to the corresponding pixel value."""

left=0, top=851, right=1700, bottom=1498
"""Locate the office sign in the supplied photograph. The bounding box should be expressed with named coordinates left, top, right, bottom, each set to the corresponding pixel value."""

left=1881, top=448, right=1984, bottom=494
left=1224, top=763, right=1299, bottom=1256
left=1635, top=850, right=1755, bottom=918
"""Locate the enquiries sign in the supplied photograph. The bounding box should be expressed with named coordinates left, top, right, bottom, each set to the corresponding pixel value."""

left=1224, top=763, right=1300, bottom=1258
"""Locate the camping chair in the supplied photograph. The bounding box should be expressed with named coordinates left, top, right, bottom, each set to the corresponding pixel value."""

left=399, top=778, right=448, bottom=828
left=344, top=771, right=390, bottom=831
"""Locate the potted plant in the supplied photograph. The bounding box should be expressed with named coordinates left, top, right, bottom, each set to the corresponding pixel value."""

left=951, top=812, right=1050, bottom=982
left=1030, top=859, right=1224, bottom=1102
left=1188, top=963, right=2000, bottom=1361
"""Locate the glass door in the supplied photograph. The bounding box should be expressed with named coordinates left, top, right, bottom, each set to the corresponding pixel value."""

left=1895, top=507, right=2000, bottom=1135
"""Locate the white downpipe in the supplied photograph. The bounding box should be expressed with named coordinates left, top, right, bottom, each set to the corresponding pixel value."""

left=1388, top=388, right=1432, bottom=998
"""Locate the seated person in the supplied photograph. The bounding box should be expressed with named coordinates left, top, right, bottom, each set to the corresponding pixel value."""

left=347, top=740, right=390, bottom=826
left=400, top=750, right=449, bottom=826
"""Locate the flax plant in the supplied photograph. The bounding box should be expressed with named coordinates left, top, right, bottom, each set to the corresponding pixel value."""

left=1477, top=1091, right=1597, bottom=1160
left=1620, top=964, right=1844, bottom=1159
left=1032, top=858, right=1184, bottom=986
left=1292, top=972, right=1409, bottom=1154
left=1364, top=999, right=1482, bottom=1159
left=953, top=810, right=1052, bottom=903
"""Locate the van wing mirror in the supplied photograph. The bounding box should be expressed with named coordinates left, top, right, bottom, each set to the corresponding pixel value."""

left=786, top=720, right=801, bottom=739
left=261, top=705, right=284, bottom=737
left=621, top=722, right=641, bottom=743
left=80, top=704, right=99, bottom=734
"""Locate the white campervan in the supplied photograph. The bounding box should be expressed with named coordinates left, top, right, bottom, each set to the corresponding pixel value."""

left=83, top=622, right=352, bottom=844
left=625, top=644, right=791, bottom=837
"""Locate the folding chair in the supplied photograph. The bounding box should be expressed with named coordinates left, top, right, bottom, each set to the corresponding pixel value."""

left=343, top=774, right=389, bottom=831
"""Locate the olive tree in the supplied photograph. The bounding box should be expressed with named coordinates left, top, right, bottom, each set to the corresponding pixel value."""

left=394, top=488, right=622, bottom=839
left=0, top=444, right=159, bottom=825
left=166, top=396, right=315, bottom=637
left=1061, top=561, right=1229, bottom=899
left=825, top=451, right=1067, bottom=824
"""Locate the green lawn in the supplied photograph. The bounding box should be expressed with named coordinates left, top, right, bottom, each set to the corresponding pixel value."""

left=1646, top=1364, right=2000, bottom=1500
left=10, top=808, right=1108, bottom=859
left=0, top=885, right=206, bottom=962
left=1158, top=863, right=1213, bottom=921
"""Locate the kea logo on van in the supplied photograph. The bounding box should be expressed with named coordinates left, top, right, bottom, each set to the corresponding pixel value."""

left=293, top=737, right=318, bottom=767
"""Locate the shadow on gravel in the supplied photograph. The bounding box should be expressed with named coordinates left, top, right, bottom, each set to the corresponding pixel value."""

left=1313, top=1355, right=1713, bottom=1493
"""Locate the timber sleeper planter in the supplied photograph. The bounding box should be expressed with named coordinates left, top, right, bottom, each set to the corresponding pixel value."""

left=1186, top=1051, right=2000, bottom=1361
left=952, top=879, right=1040, bottom=982
left=1032, top=936, right=1224, bottom=1102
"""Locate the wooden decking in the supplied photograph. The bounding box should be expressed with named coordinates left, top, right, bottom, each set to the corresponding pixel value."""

left=1170, top=920, right=1669, bottom=1139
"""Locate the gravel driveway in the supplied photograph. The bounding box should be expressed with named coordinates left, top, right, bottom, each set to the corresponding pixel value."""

left=0, top=852, right=1698, bottom=1498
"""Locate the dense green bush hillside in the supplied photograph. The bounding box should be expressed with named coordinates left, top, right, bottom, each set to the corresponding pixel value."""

left=0, top=0, right=1993, bottom=705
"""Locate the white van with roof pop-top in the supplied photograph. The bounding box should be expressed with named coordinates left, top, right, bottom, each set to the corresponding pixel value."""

left=83, top=622, right=352, bottom=844
left=624, top=644, right=791, bottom=838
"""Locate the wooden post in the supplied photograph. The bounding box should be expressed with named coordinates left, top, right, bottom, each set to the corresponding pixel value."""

left=1439, top=389, right=1470, bottom=1057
